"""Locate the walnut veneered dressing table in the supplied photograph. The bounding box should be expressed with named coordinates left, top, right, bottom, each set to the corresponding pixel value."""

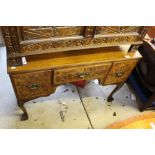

left=2, top=26, right=147, bottom=121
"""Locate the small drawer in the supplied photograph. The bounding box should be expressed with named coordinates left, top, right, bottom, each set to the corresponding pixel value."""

left=104, top=60, right=138, bottom=85
left=54, top=63, right=111, bottom=85
left=11, top=70, right=52, bottom=101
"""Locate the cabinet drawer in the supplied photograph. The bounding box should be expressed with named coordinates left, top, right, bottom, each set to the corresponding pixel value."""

left=104, top=60, right=138, bottom=85
left=12, top=70, right=52, bottom=101
left=54, top=63, right=111, bottom=85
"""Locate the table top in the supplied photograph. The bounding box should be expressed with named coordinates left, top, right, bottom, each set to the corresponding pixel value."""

left=8, top=46, right=142, bottom=73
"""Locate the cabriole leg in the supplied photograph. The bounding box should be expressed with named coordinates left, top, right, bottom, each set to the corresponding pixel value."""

left=17, top=101, right=29, bottom=121
left=107, top=82, right=124, bottom=102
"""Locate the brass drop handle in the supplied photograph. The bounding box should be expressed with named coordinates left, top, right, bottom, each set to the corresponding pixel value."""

left=77, top=72, right=89, bottom=78
left=115, top=71, right=124, bottom=77
left=26, top=83, right=40, bottom=90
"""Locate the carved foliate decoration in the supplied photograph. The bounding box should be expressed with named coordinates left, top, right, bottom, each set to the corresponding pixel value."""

left=20, top=35, right=140, bottom=53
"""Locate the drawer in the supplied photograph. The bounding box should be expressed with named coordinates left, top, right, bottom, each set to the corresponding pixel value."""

left=11, top=70, right=52, bottom=101
left=104, top=60, right=138, bottom=85
left=54, top=63, right=111, bottom=85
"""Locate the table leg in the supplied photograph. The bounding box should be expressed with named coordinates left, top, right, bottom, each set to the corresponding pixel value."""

left=107, top=82, right=124, bottom=102
left=17, top=101, right=29, bottom=121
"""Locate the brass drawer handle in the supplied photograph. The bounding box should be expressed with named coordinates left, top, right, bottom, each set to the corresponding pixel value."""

left=26, top=83, right=40, bottom=90
left=77, top=72, right=89, bottom=78
left=115, top=71, right=124, bottom=77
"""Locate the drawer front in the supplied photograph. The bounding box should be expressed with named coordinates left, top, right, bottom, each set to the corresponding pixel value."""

left=12, top=70, right=52, bottom=101
left=104, top=60, right=138, bottom=85
left=54, top=63, right=111, bottom=85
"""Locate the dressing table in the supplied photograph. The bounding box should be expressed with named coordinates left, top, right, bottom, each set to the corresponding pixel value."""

left=2, top=26, right=147, bottom=120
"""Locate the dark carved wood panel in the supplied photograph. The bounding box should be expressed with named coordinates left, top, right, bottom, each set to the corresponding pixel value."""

left=104, top=60, right=138, bottom=85
left=22, top=26, right=51, bottom=29
left=139, top=26, right=149, bottom=39
left=54, top=26, right=84, bottom=37
left=20, top=26, right=85, bottom=40
left=21, top=26, right=55, bottom=40
left=54, top=63, right=111, bottom=85
left=84, top=26, right=95, bottom=38
left=95, top=26, right=140, bottom=35
left=12, top=70, right=52, bottom=101
left=120, top=26, right=139, bottom=33
left=1, top=26, right=146, bottom=58
left=1, top=26, right=20, bottom=54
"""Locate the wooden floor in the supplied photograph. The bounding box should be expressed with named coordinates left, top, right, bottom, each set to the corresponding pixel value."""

left=0, top=46, right=150, bottom=129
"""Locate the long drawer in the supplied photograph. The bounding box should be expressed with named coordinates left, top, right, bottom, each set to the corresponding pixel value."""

left=54, top=63, right=112, bottom=85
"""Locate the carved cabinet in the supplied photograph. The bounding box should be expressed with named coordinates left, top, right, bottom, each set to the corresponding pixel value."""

left=1, top=26, right=147, bottom=121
